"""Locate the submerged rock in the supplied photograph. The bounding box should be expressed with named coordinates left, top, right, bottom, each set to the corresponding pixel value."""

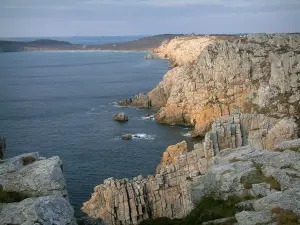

left=122, top=134, right=132, bottom=140
left=112, top=112, right=128, bottom=122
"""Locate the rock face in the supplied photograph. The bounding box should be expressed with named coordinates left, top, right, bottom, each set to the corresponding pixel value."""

left=82, top=140, right=209, bottom=224
left=82, top=113, right=299, bottom=225
left=1, top=196, right=76, bottom=225
left=156, top=140, right=188, bottom=173
left=129, top=34, right=300, bottom=135
left=153, top=35, right=237, bottom=66
left=112, top=113, right=128, bottom=122
left=0, top=152, right=77, bottom=225
left=202, top=110, right=298, bottom=158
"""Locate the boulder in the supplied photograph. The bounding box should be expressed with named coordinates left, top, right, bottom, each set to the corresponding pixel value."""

left=0, top=153, right=67, bottom=198
left=122, top=135, right=132, bottom=140
left=0, top=196, right=77, bottom=225
left=112, top=113, right=128, bottom=122
left=0, top=153, right=76, bottom=225
left=235, top=210, right=273, bottom=225
left=144, top=53, right=157, bottom=59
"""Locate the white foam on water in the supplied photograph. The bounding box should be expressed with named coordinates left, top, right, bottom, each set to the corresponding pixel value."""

left=110, top=101, right=135, bottom=108
left=132, top=133, right=156, bottom=140
left=182, top=132, right=191, bottom=137
left=139, top=115, right=155, bottom=121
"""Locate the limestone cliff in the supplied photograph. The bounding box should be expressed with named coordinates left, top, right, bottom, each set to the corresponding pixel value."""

left=121, top=34, right=300, bottom=136
left=82, top=112, right=299, bottom=225
left=0, top=152, right=77, bottom=225
left=156, top=34, right=300, bottom=136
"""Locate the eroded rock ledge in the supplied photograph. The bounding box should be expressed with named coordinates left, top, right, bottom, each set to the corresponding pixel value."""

left=82, top=112, right=299, bottom=225
left=120, top=33, right=300, bottom=136
left=0, top=152, right=77, bottom=225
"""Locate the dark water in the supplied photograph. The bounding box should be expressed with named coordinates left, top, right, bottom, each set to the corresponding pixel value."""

left=0, top=51, right=195, bottom=215
left=1, top=36, right=145, bottom=45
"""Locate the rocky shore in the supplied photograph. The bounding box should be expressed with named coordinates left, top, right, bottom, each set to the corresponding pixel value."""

left=119, top=33, right=300, bottom=137
left=84, top=33, right=300, bottom=224
left=2, top=33, right=300, bottom=224
left=82, top=111, right=300, bottom=225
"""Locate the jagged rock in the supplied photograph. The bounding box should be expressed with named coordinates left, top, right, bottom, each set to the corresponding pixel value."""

left=144, top=53, right=157, bottom=59
left=274, top=138, right=300, bottom=150
left=156, top=140, right=187, bottom=172
left=0, top=153, right=76, bottom=225
left=82, top=114, right=300, bottom=225
left=112, top=113, right=128, bottom=122
left=201, top=112, right=298, bottom=157
left=235, top=210, right=273, bottom=225
left=135, top=34, right=300, bottom=135
left=0, top=152, right=67, bottom=198
left=122, top=134, right=132, bottom=140
left=0, top=196, right=77, bottom=225
left=253, top=188, right=300, bottom=216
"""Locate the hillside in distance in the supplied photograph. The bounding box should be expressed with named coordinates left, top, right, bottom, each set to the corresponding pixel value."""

left=0, top=34, right=182, bottom=52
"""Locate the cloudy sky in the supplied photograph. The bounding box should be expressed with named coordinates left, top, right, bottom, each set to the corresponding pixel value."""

left=1, top=0, right=299, bottom=37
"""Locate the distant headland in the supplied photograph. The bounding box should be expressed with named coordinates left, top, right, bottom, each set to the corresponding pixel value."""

left=0, top=34, right=182, bottom=52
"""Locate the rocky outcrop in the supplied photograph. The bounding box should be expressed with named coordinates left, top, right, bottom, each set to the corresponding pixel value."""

left=202, top=110, right=298, bottom=158
left=122, top=134, right=132, bottom=140
left=82, top=141, right=208, bottom=224
left=82, top=113, right=299, bottom=225
left=144, top=54, right=158, bottom=60
left=0, top=152, right=77, bottom=225
left=153, top=35, right=237, bottom=66
left=112, top=113, right=128, bottom=122
left=125, top=34, right=300, bottom=136
left=156, top=141, right=187, bottom=173
left=1, top=196, right=77, bottom=225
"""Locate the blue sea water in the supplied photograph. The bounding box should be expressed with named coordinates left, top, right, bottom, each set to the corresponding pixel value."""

left=0, top=51, right=196, bottom=216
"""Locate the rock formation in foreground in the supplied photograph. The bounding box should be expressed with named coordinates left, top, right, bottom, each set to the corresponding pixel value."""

left=121, top=34, right=300, bottom=136
left=82, top=112, right=299, bottom=225
left=0, top=152, right=77, bottom=225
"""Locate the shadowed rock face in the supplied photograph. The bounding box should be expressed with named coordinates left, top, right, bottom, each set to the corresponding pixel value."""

left=81, top=112, right=299, bottom=225
left=126, top=33, right=300, bottom=136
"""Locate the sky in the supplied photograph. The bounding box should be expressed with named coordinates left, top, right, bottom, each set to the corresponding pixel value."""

left=0, top=0, right=299, bottom=37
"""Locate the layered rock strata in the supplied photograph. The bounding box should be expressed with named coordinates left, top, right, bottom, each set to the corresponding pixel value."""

left=82, top=112, right=299, bottom=225
left=0, top=152, right=77, bottom=225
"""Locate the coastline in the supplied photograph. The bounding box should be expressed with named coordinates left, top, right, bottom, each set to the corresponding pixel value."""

left=82, top=33, right=300, bottom=224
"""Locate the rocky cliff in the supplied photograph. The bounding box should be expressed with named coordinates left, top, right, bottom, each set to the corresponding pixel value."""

left=0, top=152, right=77, bottom=225
left=82, top=112, right=299, bottom=225
left=121, top=34, right=300, bottom=137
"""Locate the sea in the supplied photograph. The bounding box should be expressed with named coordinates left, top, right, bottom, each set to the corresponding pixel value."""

left=0, top=36, right=197, bottom=216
